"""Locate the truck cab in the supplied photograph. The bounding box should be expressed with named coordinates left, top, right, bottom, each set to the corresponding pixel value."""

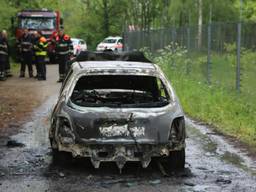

left=12, top=9, right=63, bottom=62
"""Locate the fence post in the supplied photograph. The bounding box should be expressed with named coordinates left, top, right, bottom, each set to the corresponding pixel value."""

left=236, top=0, right=243, bottom=93
left=171, top=27, right=176, bottom=53
left=122, top=25, right=127, bottom=51
left=207, top=9, right=212, bottom=84
left=186, top=25, right=191, bottom=74
left=207, top=24, right=212, bottom=84
left=236, top=23, right=241, bottom=93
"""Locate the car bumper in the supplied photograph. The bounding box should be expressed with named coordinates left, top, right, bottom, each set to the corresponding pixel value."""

left=55, top=138, right=185, bottom=170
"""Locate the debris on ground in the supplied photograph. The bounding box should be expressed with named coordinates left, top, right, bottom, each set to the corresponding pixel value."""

left=125, top=181, right=138, bottom=187
left=86, top=175, right=93, bottom=180
left=0, top=172, right=5, bottom=177
left=184, top=182, right=196, bottom=186
left=196, top=166, right=208, bottom=171
left=97, top=178, right=140, bottom=188
left=58, top=172, right=65, bottom=178
left=216, top=177, right=232, bottom=184
left=6, top=140, right=25, bottom=148
left=149, top=179, right=161, bottom=185
left=101, top=179, right=125, bottom=185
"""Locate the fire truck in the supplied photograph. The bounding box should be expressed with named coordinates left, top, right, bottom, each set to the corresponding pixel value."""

left=11, top=9, right=63, bottom=62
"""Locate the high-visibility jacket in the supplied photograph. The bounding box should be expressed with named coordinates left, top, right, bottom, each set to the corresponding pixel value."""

left=55, top=34, right=73, bottom=56
left=0, top=37, right=8, bottom=56
left=34, top=41, right=48, bottom=56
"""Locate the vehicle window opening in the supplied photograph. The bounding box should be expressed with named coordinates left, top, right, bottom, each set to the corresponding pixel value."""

left=117, top=39, right=123, bottom=44
left=18, top=17, right=56, bottom=30
left=70, top=75, right=170, bottom=108
left=103, top=39, right=117, bottom=43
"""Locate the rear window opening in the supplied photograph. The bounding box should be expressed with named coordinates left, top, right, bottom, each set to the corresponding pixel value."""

left=70, top=75, right=170, bottom=108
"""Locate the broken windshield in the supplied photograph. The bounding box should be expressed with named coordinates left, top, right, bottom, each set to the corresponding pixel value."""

left=70, top=75, right=170, bottom=108
left=19, top=17, right=56, bottom=30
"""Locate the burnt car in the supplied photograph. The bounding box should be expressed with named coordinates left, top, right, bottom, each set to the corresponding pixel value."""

left=49, top=51, right=186, bottom=173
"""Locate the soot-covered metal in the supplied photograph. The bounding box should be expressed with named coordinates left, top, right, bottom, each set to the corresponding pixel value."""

left=50, top=52, right=186, bottom=173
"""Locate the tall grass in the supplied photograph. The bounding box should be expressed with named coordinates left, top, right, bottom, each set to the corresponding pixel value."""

left=144, top=45, right=256, bottom=146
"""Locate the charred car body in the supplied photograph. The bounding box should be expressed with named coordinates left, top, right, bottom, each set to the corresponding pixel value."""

left=50, top=51, right=186, bottom=173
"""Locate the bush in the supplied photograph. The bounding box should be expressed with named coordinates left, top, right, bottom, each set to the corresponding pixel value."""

left=142, top=45, right=256, bottom=147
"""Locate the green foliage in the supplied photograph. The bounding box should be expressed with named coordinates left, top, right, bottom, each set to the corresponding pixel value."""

left=0, top=0, right=16, bottom=31
left=0, top=0, right=255, bottom=49
left=143, top=46, right=256, bottom=147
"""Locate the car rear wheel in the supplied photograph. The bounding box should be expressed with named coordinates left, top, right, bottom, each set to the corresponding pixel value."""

left=50, top=138, right=72, bottom=164
left=52, top=148, right=72, bottom=165
left=160, top=149, right=185, bottom=173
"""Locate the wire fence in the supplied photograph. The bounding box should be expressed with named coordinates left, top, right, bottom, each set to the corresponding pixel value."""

left=123, top=22, right=256, bottom=99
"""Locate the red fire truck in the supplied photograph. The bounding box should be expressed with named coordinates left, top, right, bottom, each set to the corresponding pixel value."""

left=12, top=9, right=63, bottom=62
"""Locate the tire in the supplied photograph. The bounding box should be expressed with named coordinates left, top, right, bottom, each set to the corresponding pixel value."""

left=49, top=137, right=57, bottom=149
left=50, top=138, right=72, bottom=165
left=52, top=148, right=72, bottom=165
left=161, top=149, right=185, bottom=172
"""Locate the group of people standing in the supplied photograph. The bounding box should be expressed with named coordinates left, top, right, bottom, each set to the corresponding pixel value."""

left=0, top=27, right=73, bottom=82
left=18, top=29, right=48, bottom=80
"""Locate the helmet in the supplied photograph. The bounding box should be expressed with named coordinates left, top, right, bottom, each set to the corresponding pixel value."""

left=40, top=37, right=47, bottom=43
left=63, top=34, right=70, bottom=41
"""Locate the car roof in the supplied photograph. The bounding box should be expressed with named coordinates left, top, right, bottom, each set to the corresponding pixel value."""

left=71, top=38, right=84, bottom=42
left=105, top=36, right=122, bottom=40
left=71, top=61, right=158, bottom=76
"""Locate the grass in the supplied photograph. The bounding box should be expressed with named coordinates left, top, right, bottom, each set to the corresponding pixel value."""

left=151, top=47, right=256, bottom=147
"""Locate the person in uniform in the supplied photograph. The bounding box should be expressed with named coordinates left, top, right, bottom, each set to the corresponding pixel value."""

left=32, top=31, right=41, bottom=78
left=34, top=36, right=48, bottom=81
left=19, top=29, right=34, bottom=78
left=2, top=30, right=12, bottom=78
left=54, top=28, right=73, bottom=82
left=0, top=31, right=8, bottom=81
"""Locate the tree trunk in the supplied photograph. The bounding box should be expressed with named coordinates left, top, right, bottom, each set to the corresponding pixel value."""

left=103, top=0, right=109, bottom=37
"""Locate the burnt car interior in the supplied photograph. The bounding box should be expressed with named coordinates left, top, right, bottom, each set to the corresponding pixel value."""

left=70, top=75, right=170, bottom=107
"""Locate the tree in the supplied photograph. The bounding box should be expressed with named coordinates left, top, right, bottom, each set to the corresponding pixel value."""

left=0, top=0, right=251, bottom=49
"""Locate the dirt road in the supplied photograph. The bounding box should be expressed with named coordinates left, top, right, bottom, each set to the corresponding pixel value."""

left=0, top=65, right=256, bottom=192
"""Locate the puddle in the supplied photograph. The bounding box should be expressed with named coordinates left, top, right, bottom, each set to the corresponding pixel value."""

left=10, top=95, right=58, bottom=149
left=186, top=117, right=256, bottom=175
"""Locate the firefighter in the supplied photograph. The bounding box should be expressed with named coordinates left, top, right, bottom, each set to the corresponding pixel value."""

left=54, top=28, right=73, bottom=82
left=34, top=36, right=48, bottom=80
left=19, top=29, right=34, bottom=78
left=0, top=31, right=8, bottom=81
left=32, top=31, right=41, bottom=78
left=2, top=30, right=12, bottom=77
